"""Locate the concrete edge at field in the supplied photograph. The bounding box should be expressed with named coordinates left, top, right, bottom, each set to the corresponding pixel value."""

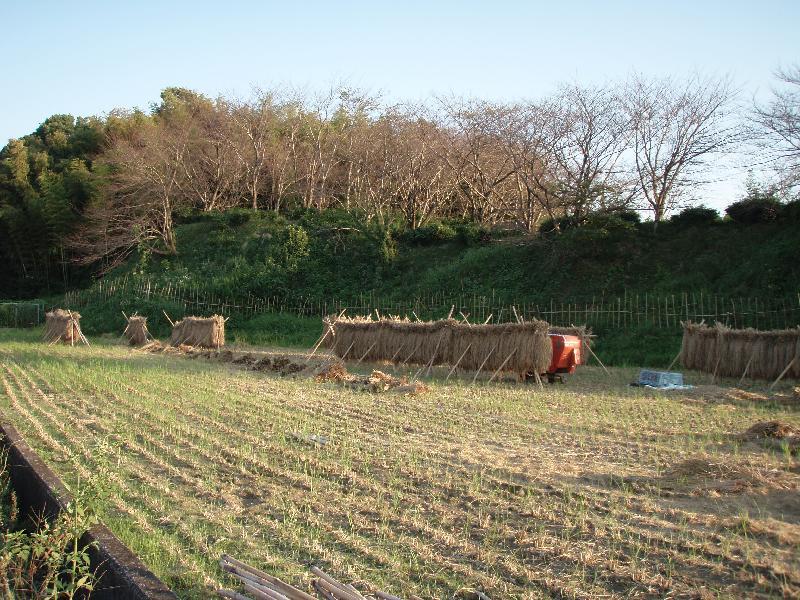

left=0, top=412, right=178, bottom=600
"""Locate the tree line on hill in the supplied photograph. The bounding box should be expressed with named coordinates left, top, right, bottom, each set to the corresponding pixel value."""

left=1, top=68, right=799, bottom=297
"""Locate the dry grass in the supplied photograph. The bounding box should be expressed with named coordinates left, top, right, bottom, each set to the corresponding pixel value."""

left=324, top=317, right=552, bottom=377
left=43, top=309, right=83, bottom=344
left=170, top=315, right=226, bottom=348
left=0, top=329, right=799, bottom=599
left=681, top=322, right=800, bottom=380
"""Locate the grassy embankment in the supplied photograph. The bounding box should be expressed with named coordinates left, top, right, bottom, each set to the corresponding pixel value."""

left=1, top=328, right=798, bottom=598
left=39, top=209, right=799, bottom=368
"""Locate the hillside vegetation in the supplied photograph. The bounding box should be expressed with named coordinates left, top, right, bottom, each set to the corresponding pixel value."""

left=126, top=207, right=800, bottom=304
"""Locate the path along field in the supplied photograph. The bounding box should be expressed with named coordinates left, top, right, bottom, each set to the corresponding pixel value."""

left=0, top=328, right=799, bottom=599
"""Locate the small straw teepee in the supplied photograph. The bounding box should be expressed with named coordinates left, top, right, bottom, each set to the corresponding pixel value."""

left=44, top=309, right=88, bottom=346
left=123, top=314, right=152, bottom=346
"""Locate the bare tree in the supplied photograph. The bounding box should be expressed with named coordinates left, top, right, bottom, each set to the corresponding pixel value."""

left=547, top=84, right=633, bottom=223
left=437, top=97, right=518, bottom=224
left=499, top=102, right=561, bottom=231
left=177, top=98, right=245, bottom=212
left=751, top=65, right=800, bottom=194
left=231, top=89, right=304, bottom=211
left=71, top=119, right=189, bottom=269
left=625, top=74, right=738, bottom=223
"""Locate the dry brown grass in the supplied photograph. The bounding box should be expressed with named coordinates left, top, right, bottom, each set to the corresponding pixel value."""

left=170, top=315, right=226, bottom=348
left=324, top=317, right=552, bottom=376
left=681, top=321, right=800, bottom=380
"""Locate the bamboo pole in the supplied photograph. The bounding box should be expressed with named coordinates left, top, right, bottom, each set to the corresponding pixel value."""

left=488, top=349, right=516, bottom=383
left=583, top=343, right=609, bottom=376
left=769, top=357, right=796, bottom=391
left=305, top=309, right=346, bottom=363
left=340, top=341, right=355, bottom=361
left=309, top=567, right=365, bottom=600
left=163, top=310, right=175, bottom=327
left=389, top=341, right=407, bottom=364
left=220, top=555, right=316, bottom=600
left=357, top=342, right=377, bottom=364
left=667, top=349, right=682, bottom=371
left=483, top=313, right=493, bottom=324
left=738, top=350, right=755, bottom=386
left=446, top=343, right=472, bottom=381
left=424, top=331, right=448, bottom=376
left=459, top=311, right=472, bottom=325
left=472, top=345, right=497, bottom=383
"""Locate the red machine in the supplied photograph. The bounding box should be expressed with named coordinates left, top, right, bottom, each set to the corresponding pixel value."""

left=525, top=334, right=583, bottom=383
left=545, top=334, right=582, bottom=382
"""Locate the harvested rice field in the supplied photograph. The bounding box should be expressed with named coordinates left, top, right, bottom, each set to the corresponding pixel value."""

left=1, top=328, right=799, bottom=599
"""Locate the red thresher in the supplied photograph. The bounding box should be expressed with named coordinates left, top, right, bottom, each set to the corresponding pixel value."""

left=525, top=334, right=583, bottom=383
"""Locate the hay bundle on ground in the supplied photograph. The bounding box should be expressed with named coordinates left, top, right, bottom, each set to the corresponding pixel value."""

left=681, top=322, right=800, bottom=381
left=123, top=315, right=151, bottom=346
left=169, top=315, right=225, bottom=348
left=44, top=309, right=85, bottom=345
left=323, top=316, right=552, bottom=376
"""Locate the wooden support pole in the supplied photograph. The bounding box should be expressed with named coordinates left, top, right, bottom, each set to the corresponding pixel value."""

left=340, top=341, right=355, bottom=361
left=357, top=342, right=377, bottom=364
left=667, top=349, right=682, bottom=371
left=769, top=357, right=796, bottom=391
left=483, top=313, right=493, bottom=324
left=738, top=350, right=755, bottom=386
left=425, top=331, right=448, bottom=376
left=472, top=345, right=497, bottom=383
left=488, top=349, right=517, bottom=383
left=447, top=304, right=455, bottom=320
left=459, top=311, right=471, bottom=325
left=400, top=342, right=422, bottom=368
left=162, top=310, right=175, bottom=327
left=306, top=309, right=346, bottom=362
left=711, top=355, right=722, bottom=384
left=389, top=341, right=407, bottom=364
left=512, top=305, right=522, bottom=323
left=584, top=343, right=609, bottom=376
left=446, top=343, right=472, bottom=381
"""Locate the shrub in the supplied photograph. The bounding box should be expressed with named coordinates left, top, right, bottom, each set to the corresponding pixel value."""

left=0, top=451, right=97, bottom=597
left=669, top=206, right=720, bottom=227
left=400, top=221, right=458, bottom=245
left=781, top=198, right=800, bottom=222
left=582, top=212, right=637, bottom=234
left=725, top=197, right=782, bottom=224
left=614, top=209, right=642, bottom=225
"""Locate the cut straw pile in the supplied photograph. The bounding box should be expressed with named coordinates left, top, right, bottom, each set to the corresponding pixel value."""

left=169, top=315, right=226, bottom=348
left=43, top=309, right=87, bottom=345
left=322, top=316, right=552, bottom=377
left=218, top=554, right=483, bottom=600
left=681, top=322, right=800, bottom=381
left=139, top=343, right=427, bottom=394
left=123, top=315, right=151, bottom=346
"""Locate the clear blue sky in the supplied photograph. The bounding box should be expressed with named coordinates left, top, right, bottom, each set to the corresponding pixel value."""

left=2, top=0, right=798, bottom=208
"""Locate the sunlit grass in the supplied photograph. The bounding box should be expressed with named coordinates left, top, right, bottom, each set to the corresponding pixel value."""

left=1, top=327, right=798, bottom=599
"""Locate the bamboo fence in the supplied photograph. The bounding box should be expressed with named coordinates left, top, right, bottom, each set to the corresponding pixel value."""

left=60, top=276, right=800, bottom=332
